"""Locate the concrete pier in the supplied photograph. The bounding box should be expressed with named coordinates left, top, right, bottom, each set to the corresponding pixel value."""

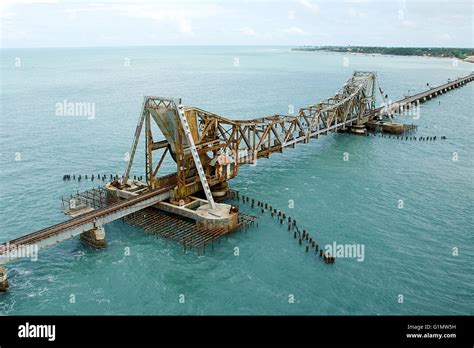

left=158, top=197, right=239, bottom=233
left=0, top=266, right=8, bottom=292
left=195, top=203, right=239, bottom=232
left=350, top=124, right=367, bottom=135
left=80, top=226, right=107, bottom=248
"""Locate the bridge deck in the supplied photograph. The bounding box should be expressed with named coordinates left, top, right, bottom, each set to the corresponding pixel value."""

left=0, top=185, right=174, bottom=264
left=376, top=73, right=474, bottom=115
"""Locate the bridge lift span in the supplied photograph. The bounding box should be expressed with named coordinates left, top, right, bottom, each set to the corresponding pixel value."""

left=119, top=71, right=376, bottom=206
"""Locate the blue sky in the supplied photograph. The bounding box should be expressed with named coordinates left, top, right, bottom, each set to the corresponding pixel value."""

left=0, top=0, right=472, bottom=48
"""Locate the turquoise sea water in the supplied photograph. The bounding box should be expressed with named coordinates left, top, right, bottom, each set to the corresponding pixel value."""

left=0, top=46, right=473, bottom=315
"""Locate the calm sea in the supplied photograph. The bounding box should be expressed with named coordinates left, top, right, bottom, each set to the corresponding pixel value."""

left=0, top=46, right=472, bottom=315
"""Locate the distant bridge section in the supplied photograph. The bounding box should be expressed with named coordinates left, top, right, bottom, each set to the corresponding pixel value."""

left=376, top=73, right=474, bottom=117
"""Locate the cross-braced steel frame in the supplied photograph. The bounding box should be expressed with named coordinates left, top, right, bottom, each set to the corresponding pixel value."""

left=123, top=71, right=376, bottom=203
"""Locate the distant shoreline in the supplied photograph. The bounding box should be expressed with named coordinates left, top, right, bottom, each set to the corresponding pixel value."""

left=292, top=46, right=474, bottom=63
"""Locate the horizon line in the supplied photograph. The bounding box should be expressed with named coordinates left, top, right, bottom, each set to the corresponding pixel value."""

left=1, top=44, right=473, bottom=50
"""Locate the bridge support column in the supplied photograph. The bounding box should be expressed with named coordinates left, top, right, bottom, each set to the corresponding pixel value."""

left=350, top=124, right=367, bottom=135
left=81, top=226, right=107, bottom=248
left=0, top=266, right=8, bottom=292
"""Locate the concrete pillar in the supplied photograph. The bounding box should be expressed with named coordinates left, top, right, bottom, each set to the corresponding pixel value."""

left=350, top=124, right=367, bottom=135
left=0, top=266, right=8, bottom=292
left=81, top=226, right=107, bottom=248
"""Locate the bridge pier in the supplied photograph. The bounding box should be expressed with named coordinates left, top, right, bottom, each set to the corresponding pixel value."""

left=0, top=266, right=8, bottom=292
left=81, top=226, right=107, bottom=248
left=350, top=124, right=367, bottom=135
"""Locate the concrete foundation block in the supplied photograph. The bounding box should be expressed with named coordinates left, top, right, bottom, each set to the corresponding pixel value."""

left=81, top=226, right=107, bottom=248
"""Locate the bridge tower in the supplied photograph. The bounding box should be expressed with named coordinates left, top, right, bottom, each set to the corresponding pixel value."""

left=348, top=71, right=376, bottom=134
left=122, top=97, right=230, bottom=206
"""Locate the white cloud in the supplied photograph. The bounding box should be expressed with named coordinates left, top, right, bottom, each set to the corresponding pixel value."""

left=240, top=26, right=257, bottom=37
left=400, top=20, right=417, bottom=29
left=177, top=17, right=193, bottom=35
left=56, top=1, right=226, bottom=37
left=107, top=4, right=196, bottom=35
left=1, top=0, right=472, bottom=48
left=299, top=0, right=320, bottom=15
left=0, top=0, right=58, bottom=15
left=348, top=7, right=366, bottom=19
left=284, top=26, right=309, bottom=36
left=0, top=11, right=16, bottom=19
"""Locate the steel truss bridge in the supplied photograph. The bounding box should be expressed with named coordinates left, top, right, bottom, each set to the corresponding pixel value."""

left=2, top=71, right=473, bottom=286
left=124, top=71, right=376, bottom=202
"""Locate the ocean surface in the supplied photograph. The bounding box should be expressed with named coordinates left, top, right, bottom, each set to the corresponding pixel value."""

left=0, top=46, right=472, bottom=315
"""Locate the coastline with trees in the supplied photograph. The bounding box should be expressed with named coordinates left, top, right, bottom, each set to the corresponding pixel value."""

left=293, top=46, right=474, bottom=62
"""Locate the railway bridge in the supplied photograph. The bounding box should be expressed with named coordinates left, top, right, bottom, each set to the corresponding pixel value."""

left=1, top=71, right=472, bottom=291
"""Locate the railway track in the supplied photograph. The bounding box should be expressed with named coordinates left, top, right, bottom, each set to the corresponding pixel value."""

left=0, top=185, right=174, bottom=253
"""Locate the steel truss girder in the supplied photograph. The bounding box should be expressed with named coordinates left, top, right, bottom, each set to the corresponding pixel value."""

left=124, top=72, right=376, bottom=201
